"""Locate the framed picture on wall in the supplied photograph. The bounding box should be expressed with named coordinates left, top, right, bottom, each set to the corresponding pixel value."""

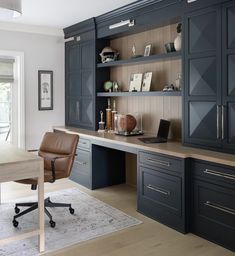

left=38, top=70, right=53, bottom=110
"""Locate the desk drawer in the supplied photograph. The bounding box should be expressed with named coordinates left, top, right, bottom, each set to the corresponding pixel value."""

left=140, top=166, right=182, bottom=216
left=70, top=149, right=91, bottom=188
left=192, top=160, right=235, bottom=186
left=192, top=179, right=235, bottom=251
left=138, top=166, right=185, bottom=232
left=78, top=138, right=91, bottom=151
left=139, top=151, right=182, bottom=173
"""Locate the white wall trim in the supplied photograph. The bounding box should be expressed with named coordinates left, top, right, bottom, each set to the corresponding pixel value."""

left=0, top=22, right=63, bottom=37
left=0, top=50, right=25, bottom=149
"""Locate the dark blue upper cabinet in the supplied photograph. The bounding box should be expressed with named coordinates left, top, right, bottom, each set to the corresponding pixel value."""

left=64, top=19, right=96, bottom=130
left=184, top=0, right=235, bottom=154
left=184, top=6, right=222, bottom=149
left=222, top=1, right=235, bottom=151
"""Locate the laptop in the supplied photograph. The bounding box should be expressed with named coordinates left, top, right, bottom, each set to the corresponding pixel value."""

left=138, top=119, right=171, bottom=144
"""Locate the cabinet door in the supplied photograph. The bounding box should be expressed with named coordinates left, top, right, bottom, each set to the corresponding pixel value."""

left=65, top=38, right=95, bottom=129
left=192, top=179, right=235, bottom=251
left=184, top=6, right=222, bottom=148
left=65, top=42, right=81, bottom=126
left=222, top=2, right=235, bottom=152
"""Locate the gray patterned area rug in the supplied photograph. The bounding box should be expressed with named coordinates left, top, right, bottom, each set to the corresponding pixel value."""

left=0, top=188, right=142, bottom=256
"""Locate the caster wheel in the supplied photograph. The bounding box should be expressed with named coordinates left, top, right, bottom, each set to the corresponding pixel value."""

left=15, top=206, right=20, bottom=214
left=69, top=207, right=75, bottom=214
left=13, top=219, right=19, bottom=228
left=49, top=220, right=56, bottom=228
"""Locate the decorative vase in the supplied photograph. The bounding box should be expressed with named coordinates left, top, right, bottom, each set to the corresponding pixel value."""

left=174, top=32, right=181, bottom=51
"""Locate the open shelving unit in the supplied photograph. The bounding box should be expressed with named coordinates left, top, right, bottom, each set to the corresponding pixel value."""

left=97, top=91, right=181, bottom=97
left=97, top=51, right=181, bottom=68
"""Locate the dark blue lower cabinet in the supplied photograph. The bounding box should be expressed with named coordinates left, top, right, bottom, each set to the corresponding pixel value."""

left=70, top=147, right=92, bottom=189
left=191, top=160, right=235, bottom=252
left=137, top=151, right=186, bottom=233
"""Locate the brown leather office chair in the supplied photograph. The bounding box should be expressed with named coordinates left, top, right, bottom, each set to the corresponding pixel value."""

left=13, top=132, right=79, bottom=228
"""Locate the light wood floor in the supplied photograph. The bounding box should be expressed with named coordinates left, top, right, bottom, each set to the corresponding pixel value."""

left=2, top=180, right=234, bottom=256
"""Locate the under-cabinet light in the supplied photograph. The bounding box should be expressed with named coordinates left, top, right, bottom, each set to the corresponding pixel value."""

left=109, top=19, right=135, bottom=30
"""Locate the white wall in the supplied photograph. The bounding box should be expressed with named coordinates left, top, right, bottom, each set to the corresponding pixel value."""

left=0, top=28, right=65, bottom=149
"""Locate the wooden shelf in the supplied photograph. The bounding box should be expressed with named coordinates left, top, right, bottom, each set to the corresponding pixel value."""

left=97, top=51, right=181, bottom=68
left=97, top=91, right=182, bottom=97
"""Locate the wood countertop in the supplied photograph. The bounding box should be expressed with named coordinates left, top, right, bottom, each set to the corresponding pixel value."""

left=54, top=126, right=235, bottom=168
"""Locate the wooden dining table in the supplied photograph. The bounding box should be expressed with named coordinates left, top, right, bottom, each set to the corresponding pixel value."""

left=0, top=142, right=45, bottom=252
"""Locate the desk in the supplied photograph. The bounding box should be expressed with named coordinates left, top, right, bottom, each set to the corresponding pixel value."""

left=0, top=142, right=45, bottom=252
left=54, top=126, right=235, bottom=251
left=54, top=126, right=235, bottom=166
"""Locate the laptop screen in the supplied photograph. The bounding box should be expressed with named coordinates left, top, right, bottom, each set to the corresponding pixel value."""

left=157, top=119, right=170, bottom=139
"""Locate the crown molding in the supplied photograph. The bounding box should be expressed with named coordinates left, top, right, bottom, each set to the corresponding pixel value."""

left=0, top=22, right=63, bottom=36
left=63, top=18, right=95, bottom=39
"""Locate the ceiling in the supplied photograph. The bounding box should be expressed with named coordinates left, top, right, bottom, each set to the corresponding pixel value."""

left=0, top=0, right=137, bottom=28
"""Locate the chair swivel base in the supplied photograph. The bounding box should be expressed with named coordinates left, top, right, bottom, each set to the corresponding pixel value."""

left=13, top=197, right=75, bottom=228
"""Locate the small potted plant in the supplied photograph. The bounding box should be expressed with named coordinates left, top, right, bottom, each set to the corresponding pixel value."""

left=174, top=23, right=182, bottom=51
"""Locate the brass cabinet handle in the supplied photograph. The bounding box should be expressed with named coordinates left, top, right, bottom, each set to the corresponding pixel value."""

left=147, top=184, right=170, bottom=196
left=146, top=157, right=171, bottom=167
left=204, top=201, right=235, bottom=216
left=204, top=169, right=235, bottom=181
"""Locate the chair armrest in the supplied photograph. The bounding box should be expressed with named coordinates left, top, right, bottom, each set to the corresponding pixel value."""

left=44, top=154, right=74, bottom=183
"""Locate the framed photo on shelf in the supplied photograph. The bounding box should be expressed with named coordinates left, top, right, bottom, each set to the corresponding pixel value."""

left=144, top=44, right=152, bottom=56
left=38, top=70, right=53, bottom=110
left=129, top=73, right=143, bottom=92
left=142, top=72, right=152, bottom=92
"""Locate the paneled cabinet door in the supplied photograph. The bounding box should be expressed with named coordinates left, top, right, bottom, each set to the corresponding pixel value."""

left=184, top=6, right=222, bottom=148
left=222, top=2, right=235, bottom=151
left=65, top=42, right=81, bottom=126
left=65, top=39, right=95, bottom=129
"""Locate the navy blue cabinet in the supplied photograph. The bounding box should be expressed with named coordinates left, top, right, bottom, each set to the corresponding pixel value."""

left=184, top=1, right=235, bottom=153
left=184, top=6, right=222, bottom=149
left=222, top=1, right=235, bottom=151
left=64, top=19, right=97, bottom=130
left=138, top=151, right=187, bottom=233
left=191, top=160, right=235, bottom=251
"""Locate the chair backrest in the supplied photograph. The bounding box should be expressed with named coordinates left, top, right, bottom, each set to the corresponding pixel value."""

left=39, top=132, right=79, bottom=180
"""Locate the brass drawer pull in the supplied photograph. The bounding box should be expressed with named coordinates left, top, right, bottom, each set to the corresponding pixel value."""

left=146, top=157, right=171, bottom=167
left=77, top=161, right=87, bottom=166
left=204, top=201, right=235, bottom=216
left=204, top=169, right=235, bottom=181
left=147, top=184, right=170, bottom=196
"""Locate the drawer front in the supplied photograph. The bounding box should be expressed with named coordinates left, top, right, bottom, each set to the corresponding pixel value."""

left=139, top=151, right=182, bottom=173
left=192, top=160, right=235, bottom=186
left=140, top=166, right=182, bottom=216
left=70, top=149, right=91, bottom=188
left=192, top=180, right=235, bottom=251
left=73, top=149, right=91, bottom=175
left=78, top=138, right=91, bottom=151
